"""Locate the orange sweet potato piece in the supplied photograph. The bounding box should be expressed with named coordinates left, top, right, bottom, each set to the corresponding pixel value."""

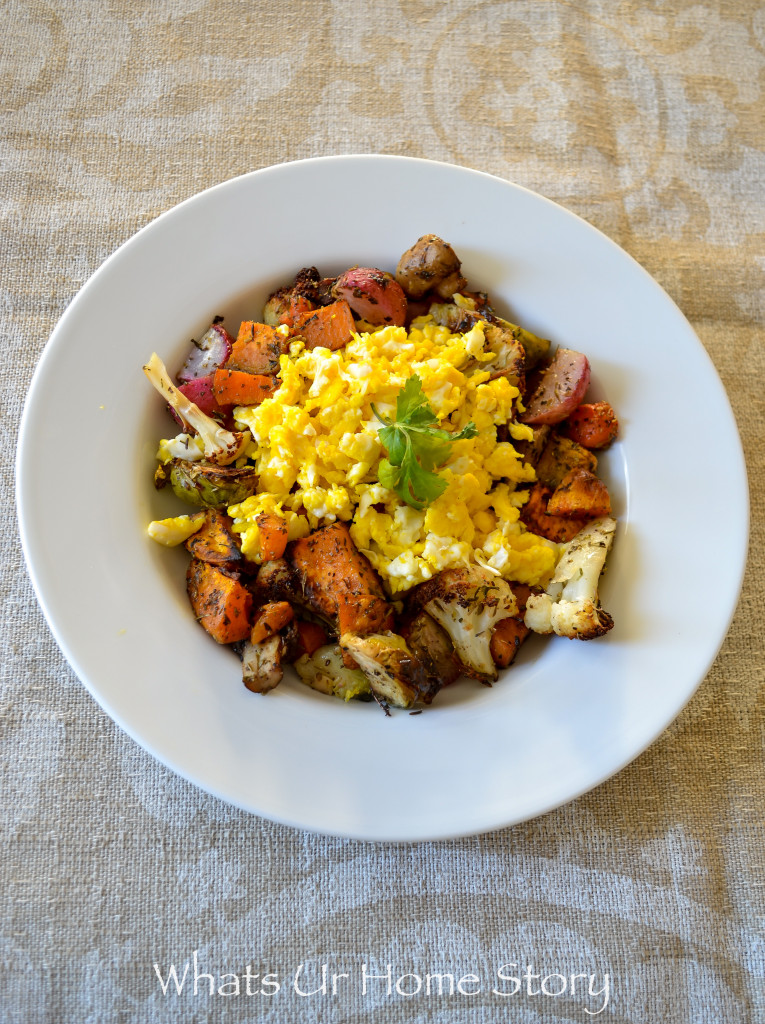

left=563, top=401, right=618, bottom=449
left=490, top=584, right=532, bottom=668
left=212, top=368, right=276, bottom=407
left=228, top=321, right=287, bottom=375
left=290, top=300, right=355, bottom=351
left=186, top=558, right=253, bottom=644
left=289, top=522, right=392, bottom=635
left=546, top=468, right=611, bottom=518
left=295, top=620, right=328, bottom=657
left=185, top=510, right=242, bottom=569
left=279, top=292, right=316, bottom=327
left=520, top=483, right=584, bottom=543
left=256, top=513, right=289, bottom=562
left=250, top=601, right=294, bottom=644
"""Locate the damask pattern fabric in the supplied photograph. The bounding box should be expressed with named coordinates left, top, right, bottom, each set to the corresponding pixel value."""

left=2, top=1, right=763, bottom=1021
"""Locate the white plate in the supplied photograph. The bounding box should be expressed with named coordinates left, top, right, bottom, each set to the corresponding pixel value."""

left=17, top=156, right=748, bottom=840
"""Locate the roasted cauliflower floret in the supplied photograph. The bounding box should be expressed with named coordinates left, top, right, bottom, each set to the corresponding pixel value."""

left=524, top=516, right=616, bottom=640
left=142, top=352, right=249, bottom=465
left=412, top=565, right=518, bottom=682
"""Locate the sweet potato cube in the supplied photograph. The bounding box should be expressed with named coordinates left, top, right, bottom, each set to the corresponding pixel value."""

left=546, top=468, right=612, bottom=519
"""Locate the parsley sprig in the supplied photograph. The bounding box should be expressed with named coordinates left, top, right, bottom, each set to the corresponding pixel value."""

left=372, top=375, right=477, bottom=510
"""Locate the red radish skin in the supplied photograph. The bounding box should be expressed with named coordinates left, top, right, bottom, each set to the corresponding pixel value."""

left=169, top=374, right=232, bottom=428
left=333, top=267, right=408, bottom=327
left=520, top=348, right=591, bottom=425
left=177, top=323, right=233, bottom=383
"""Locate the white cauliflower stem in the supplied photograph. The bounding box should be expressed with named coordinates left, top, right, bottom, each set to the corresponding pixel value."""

left=524, top=516, right=616, bottom=639
left=143, top=352, right=248, bottom=465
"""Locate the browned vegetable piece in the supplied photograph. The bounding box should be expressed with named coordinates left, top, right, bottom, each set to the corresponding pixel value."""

left=512, top=424, right=551, bottom=468
left=535, top=433, right=598, bottom=490
left=186, top=559, right=253, bottom=644
left=289, top=522, right=394, bottom=637
left=520, top=348, right=591, bottom=425
left=290, top=300, right=356, bottom=351
left=519, top=483, right=585, bottom=543
left=240, top=634, right=284, bottom=693
left=228, top=321, right=287, bottom=375
left=490, top=583, right=532, bottom=668
left=333, top=267, right=408, bottom=326
left=546, top=468, right=612, bottom=519
left=395, top=234, right=467, bottom=299
left=563, top=401, right=619, bottom=449
left=338, top=632, right=427, bottom=709
left=184, top=509, right=242, bottom=569
left=400, top=610, right=461, bottom=702
left=250, top=601, right=294, bottom=644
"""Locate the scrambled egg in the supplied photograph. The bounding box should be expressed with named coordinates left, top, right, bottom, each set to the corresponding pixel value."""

left=229, top=318, right=558, bottom=595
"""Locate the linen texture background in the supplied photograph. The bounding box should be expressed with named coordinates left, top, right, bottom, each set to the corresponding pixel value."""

left=2, top=1, right=763, bottom=1021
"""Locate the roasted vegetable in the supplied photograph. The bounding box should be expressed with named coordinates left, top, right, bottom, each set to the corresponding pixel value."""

left=333, top=267, right=407, bottom=327
left=395, top=234, right=466, bottom=299
left=295, top=644, right=372, bottom=701
left=186, top=558, right=253, bottom=644
left=212, top=368, right=277, bottom=407
left=228, top=321, right=287, bottom=375
left=524, top=517, right=616, bottom=640
left=295, top=620, right=329, bottom=658
left=563, top=401, right=619, bottom=449
left=546, top=468, right=612, bottom=519
left=251, top=513, right=289, bottom=563
left=400, top=610, right=461, bottom=702
left=339, top=631, right=426, bottom=708
left=250, top=601, right=294, bottom=644
left=412, top=565, right=518, bottom=682
left=290, top=300, right=356, bottom=351
left=289, top=523, right=393, bottom=636
left=535, top=433, right=598, bottom=490
left=169, top=459, right=258, bottom=509
left=177, top=321, right=233, bottom=383
left=143, top=353, right=248, bottom=465
left=520, top=348, right=591, bottom=425
left=184, top=509, right=242, bottom=569
left=427, top=302, right=548, bottom=374
left=239, top=634, right=284, bottom=693
left=519, top=482, right=585, bottom=543
left=489, top=583, right=533, bottom=668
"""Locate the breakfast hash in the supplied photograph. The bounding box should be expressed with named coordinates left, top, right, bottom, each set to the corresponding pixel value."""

left=144, top=234, right=618, bottom=710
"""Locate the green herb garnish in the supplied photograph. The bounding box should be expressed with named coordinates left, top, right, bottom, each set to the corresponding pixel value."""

left=372, top=375, right=477, bottom=510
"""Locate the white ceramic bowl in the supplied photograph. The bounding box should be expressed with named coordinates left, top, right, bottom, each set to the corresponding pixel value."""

left=17, top=156, right=748, bottom=840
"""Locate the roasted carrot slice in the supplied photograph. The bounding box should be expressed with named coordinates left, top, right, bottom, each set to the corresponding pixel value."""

left=186, top=558, right=253, bottom=644
left=184, top=509, right=242, bottom=569
left=295, top=620, right=328, bottom=658
left=228, top=321, right=287, bottom=375
left=546, top=468, right=611, bottom=518
left=212, top=368, right=276, bottom=407
left=250, top=601, right=294, bottom=644
left=256, top=513, right=289, bottom=562
left=563, top=401, right=618, bottom=449
left=290, top=300, right=355, bottom=351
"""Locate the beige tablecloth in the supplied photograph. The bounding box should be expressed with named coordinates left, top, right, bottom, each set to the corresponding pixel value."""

left=3, top=2, right=763, bottom=1021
